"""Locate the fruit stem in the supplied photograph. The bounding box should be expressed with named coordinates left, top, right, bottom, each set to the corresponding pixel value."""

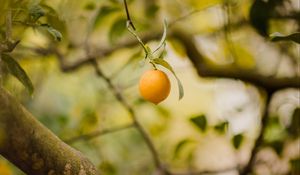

left=126, top=21, right=149, bottom=56
left=150, top=61, right=157, bottom=70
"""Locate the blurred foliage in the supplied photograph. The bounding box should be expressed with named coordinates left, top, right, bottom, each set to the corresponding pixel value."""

left=213, top=121, right=229, bottom=134
left=287, top=108, right=300, bottom=137
left=290, top=157, right=300, bottom=175
left=231, top=133, right=244, bottom=149
left=109, top=18, right=127, bottom=44
left=0, top=0, right=299, bottom=174
left=190, top=115, right=207, bottom=132
left=264, top=117, right=287, bottom=155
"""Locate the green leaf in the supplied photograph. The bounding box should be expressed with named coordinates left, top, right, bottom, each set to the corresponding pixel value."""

left=190, top=115, right=207, bottom=132
left=264, top=117, right=287, bottom=143
left=109, top=18, right=127, bottom=44
left=263, top=117, right=287, bottom=155
left=152, top=58, right=184, bottom=100
left=268, top=140, right=284, bottom=155
left=270, top=32, right=300, bottom=44
left=29, top=4, right=45, bottom=21
left=94, top=6, right=120, bottom=27
left=173, top=139, right=194, bottom=159
left=1, top=54, right=34, bottom=95
left=79, top=109, right=99, bottom=133
left=40, top=24, right=62, bottom=41
left=232, top=134, right=244, bottom=149
left=57, top=114, right=69, bottom=127
left=214, top=121, right=229, bottom=134
left=99, top=161, right=117, bottom=174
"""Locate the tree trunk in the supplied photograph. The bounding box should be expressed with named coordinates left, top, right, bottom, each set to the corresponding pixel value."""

left=0, top=87, right=99, bottom=175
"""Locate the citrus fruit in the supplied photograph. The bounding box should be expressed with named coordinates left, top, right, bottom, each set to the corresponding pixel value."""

left=139, top=69, right=171, bottom=104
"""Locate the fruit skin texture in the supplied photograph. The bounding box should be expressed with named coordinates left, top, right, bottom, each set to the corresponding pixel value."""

left=139, top=69, right=171, bottom=104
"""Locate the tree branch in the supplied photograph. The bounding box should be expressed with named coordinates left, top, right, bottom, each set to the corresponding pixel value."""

left=5, top=9, right=12, bottom=41
left=171, top=166, right=237, bottom=175
left=30, top=19, right=298, bottom=94
left=171, top=30, right=299, bottom=175
left=52, top=33, right=160, bottom=73
left=0, top=54, right=2, bottom=86
left=65, top=123, right=134, bottom=144
left=0, top=87, right=99, bottom=175
left=172, top=30, right=300, bottom=92
left=27, top=19, right=248, bottom=74
left=89, top=58, right=166, bottom=172
left=240, top=91, right=272, bottom=175
left=0, top=9, right=20, bottom=53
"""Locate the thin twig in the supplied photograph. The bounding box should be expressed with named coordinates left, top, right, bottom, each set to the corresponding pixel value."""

left=126, top=21, right=149, bottom=55
left=0, top=10, right=20, bottom=53
left=26, top=19, right=247, bottom=74
left=1, top=9, right=15, bottom=85
left=40, top=46, right=164, bottom=169
left=0, top=54, right=2, bottom=86
left=240, top=91, right=273, bottom=175
left=168, top=4, right=216, bottom=28
left=171, top=166, right=237, bottom=175
left=52, top=49, right=165, bottom=170
left=90, top=58, right=165, bottom=171
left=123, top=0, right=136, bottom=30
left=6, top=10, right=12, bottom=41
left=65, top=123, right=134, bottom=144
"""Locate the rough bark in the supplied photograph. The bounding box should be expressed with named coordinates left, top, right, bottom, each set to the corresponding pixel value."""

left=0, top=87, right=99, bottom=175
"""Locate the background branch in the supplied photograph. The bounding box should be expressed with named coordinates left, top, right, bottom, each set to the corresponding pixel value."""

left=0, top=9, right=20, bottom=53
left=171, top=166, right=237, bottom=175
left=5, top=10, right=12, bottom=41
left=240, top=91, right=272, bottom=175
left=66, top=123, right=134, bottom=144
left=89, top=57, right=167, bottom=172
left=172, top=31, right=300, bottom=91
left=29, top=20, right=299, bottom=93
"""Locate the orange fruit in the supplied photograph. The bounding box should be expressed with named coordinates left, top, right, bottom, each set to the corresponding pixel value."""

left=139, top=69, right=171, bottom=104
